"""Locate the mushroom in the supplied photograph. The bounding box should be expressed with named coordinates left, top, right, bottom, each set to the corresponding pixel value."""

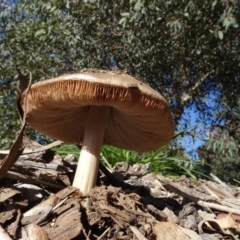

left=20, top=69, right=174, bottom=195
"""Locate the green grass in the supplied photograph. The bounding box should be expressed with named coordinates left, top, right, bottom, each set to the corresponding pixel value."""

left=53, top=143, right=209, bottom=180
left=101, top=145, right=211, bottom=179
left=52, top=144, right=79, bottom=159
left=52, top=127, right=211, bottom=180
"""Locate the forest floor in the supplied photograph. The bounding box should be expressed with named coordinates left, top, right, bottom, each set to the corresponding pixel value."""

left=0, top=138, right=240, bottom=240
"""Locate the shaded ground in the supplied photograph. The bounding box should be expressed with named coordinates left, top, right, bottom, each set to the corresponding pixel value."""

left=0, top=140, right=240, bottom=240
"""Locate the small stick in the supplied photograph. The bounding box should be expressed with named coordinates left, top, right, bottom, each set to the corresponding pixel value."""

left=97, top=227, right=110, bottom=240
left=52, top=197, right=68, bottom=212
left=130, top=226, right=148, bottom=240
left=5, top=171, right=64, bottom=189
left=82, top=229, right=91, bottom=240
left=0, top=140, right=63, bottom=155
left=162, top=177, right=240, bottom=215
left=110, top=215, right=124, bottom=229
left=233, top=178, right=240, bottom=184
left=115, top=195, right=151, bottom=218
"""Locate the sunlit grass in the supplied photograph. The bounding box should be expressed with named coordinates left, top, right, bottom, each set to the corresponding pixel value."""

left=52, top=144, right=79, bottom=159
left=53, top=140, right=210, bottom=180
left=52, top=128, right=212, bottom=179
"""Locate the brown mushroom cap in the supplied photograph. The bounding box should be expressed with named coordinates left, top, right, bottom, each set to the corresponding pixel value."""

left=21, top=70, right=174, bottom=152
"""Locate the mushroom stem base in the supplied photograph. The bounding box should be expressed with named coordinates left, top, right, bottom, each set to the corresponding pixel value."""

left=72, top=106, right=110, bottom=195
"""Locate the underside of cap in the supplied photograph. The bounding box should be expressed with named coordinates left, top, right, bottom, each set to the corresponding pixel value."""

left=21, top=70, right=175, bottom=152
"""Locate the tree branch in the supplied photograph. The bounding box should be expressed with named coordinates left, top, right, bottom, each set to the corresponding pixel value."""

left=180, top=71, right=214, bottom=106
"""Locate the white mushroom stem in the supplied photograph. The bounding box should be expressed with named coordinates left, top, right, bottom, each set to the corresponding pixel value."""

left=72, top=106, right=110, bottom=195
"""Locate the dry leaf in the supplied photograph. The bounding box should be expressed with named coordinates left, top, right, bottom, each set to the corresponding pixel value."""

left=215, top=213, right=236, bottom=229
left=218, top=213, right=240, bottom=221
left=153, top=221, right=202, bottom=240
left=198, top=213, right=237, bottom=239
left=0, top=70, right=31, bottom=179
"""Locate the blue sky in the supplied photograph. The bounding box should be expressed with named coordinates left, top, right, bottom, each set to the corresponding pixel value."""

left=177, top=90, right=225, bottom=159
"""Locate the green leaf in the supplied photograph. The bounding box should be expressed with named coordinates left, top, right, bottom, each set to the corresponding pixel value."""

left=119, top=17, right=126, bottom=26
left=134, top=0, right=142, bottom=11
left=34, top=29, right=46, bottom=37
left=232, top=23, right=239, bottom=28
left=218, top=30, right=223, bottom=40
left=212, top=0, right=218, bottom=8
left=121, top=12, right=130, bottom=17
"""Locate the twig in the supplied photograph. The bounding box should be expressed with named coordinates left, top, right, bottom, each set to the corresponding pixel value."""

left=179, top=71, right=213, bottom=105
left=161, top=177, right=240, bottom=215
left=201, top=184, right=221, bottom=200
left=82, top=229, right=91, bottom=240
left=5, top=171, right=65, bottom=189
left=210, top=173, right=233, bottom=194
left=110, top=215, right=124, bottom=229
left=206, top=180, right=234, bottom=198
left=99, top=162, right=121, bottom=186
left=52, top=197, right=68, bottom=212
left=233, top=178, right=240, bottom=185
left=197, top=200, right=240, bottom=216
left=4, top=159, right=71, bottom=172
left=97, top=227, right=110, bottom=240
left=115, top=195, right=151, bottom=218
left=130, top=226, right=148, bottom=240
left=158, top=176, right=218, bottom=202
left=0, top=140, right=63, bottom=155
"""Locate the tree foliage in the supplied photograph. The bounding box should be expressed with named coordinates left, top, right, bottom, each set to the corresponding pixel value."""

left=0, top=0, right=239, bottom=149
left=198, top=99, right=240, bottom=183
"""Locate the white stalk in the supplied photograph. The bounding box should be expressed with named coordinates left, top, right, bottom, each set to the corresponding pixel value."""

left=72, top=106, right=110, bottom=195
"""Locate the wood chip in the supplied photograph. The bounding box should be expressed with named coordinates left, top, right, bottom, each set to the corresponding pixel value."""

left=23, top=224, right=49, bottom=240
left=0, top=225, right=12, bottom=240
left=0, top=188, right=21, bottom=202
left=43, top=199, right=82, bottom=240
left=22, top=196, right=58, bottom=225
left=153, top=221, right=202, bottom=240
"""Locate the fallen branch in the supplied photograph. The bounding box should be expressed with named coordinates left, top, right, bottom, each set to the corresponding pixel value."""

left=0, top=158, right=72, bottom=172
left=159, top=176, right=240, bottom=216
left=197, top=200, right=240, bottom=216
left=5, top=171, right=65, bottom=189
left=0, top=140, right=63, bottom=155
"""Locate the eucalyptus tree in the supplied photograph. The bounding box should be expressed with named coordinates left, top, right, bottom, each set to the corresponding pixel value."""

left=198, top=99, right=240, bottom=183
left=0, top=0, right=239, bottom=149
